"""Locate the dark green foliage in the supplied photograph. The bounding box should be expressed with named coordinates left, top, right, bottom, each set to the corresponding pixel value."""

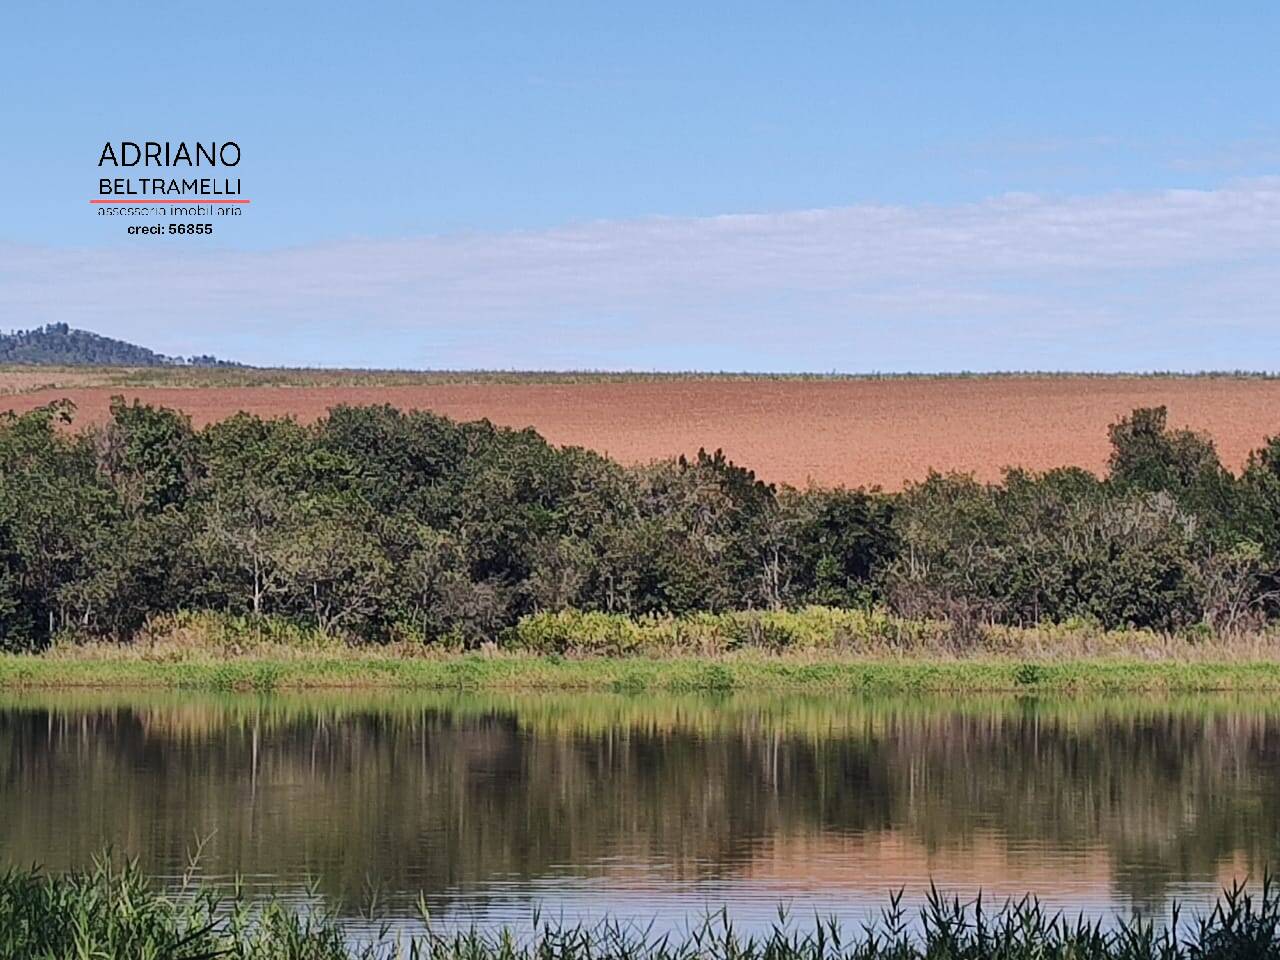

left=0, top=401, right=123, bottom=649
left=96, top=397, right=201, bottom=511
left=887, top=468, right=1207, bottom=632
left=1109, top=407, right=1219, bottom=492
left=1, top=859, right=1278, bottom=959
left=884, top=407, right=1277, bottom=636
left=0, top=322, right=240, bottom=366
left=594, top=449, right=780, bottom=614
left=1238, top=440, right=1280, bottom=602
left=0, top=398, right=1277, bottom=648
left=780, top=488, right=898, bottom=607
left=1108, top=406, right=1240, bottom=534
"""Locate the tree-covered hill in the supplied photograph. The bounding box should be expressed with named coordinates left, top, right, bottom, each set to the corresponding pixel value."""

left=0, top=324, right=238, bottom=367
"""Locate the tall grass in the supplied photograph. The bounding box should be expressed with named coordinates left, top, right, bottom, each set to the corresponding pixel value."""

left=1, top=858, right=1279, bottom=959
left=4, top=608, right=1277, bottom=694
left=506, top=607, right=1280, bottom=659
left=47, top=607, right=1280, bottom=662
left=0, top=855, right=349, bottom=959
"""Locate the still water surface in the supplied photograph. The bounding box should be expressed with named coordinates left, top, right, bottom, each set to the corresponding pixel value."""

left=1, top=691, right=1278, bottom=931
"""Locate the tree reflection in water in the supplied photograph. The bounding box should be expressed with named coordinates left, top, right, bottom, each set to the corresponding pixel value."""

left=0, top=692, right=1277, bottom=921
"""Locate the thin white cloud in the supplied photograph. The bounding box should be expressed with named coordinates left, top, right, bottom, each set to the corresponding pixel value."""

left=3, top=178, right=1279, bottom=370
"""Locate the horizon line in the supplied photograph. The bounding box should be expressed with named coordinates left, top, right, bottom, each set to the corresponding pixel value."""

left=2, top=362, right=1280, bottom=380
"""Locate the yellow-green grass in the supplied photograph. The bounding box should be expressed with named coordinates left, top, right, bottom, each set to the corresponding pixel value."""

left=6, top=607, right=1278, bottom=693
left=5, top=651, right=1280, bottom=694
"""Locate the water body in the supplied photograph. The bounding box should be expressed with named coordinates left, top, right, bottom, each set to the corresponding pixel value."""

left=1, top=691, right=1278, bottom=933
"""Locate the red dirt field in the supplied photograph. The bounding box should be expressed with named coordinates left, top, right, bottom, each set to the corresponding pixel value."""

left=4, top=377, right=1279, bottom=489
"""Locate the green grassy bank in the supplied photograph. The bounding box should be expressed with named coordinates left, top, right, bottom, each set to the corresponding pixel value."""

left=5, top=652, right=1280, bottom=693
left=7, top=608, right=1278, bottom=693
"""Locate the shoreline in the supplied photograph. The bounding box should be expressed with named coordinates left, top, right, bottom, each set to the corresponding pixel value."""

left=5, top=857, right=1277, bottom=959
left=5, top=653, right=1280, bottom=693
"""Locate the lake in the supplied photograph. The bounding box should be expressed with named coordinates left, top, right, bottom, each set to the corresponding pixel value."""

left=1, top=691, right=1277, bottom=933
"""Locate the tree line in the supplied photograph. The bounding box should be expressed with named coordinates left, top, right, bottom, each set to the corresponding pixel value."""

left=1, top=398, right=1278, bottom=651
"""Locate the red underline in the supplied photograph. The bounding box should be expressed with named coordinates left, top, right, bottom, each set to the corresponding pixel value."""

left=90, top=199, right=251, bottom=204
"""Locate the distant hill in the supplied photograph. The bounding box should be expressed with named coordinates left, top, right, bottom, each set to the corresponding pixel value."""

left=0, top=324, right=240, bottom=367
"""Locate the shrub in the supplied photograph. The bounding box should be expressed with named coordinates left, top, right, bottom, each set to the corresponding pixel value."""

left=508, top=610, right=646, bottom=655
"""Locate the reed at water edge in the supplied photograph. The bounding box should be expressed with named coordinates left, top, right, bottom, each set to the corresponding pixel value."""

left=1, top=855, right=1278, bottom=959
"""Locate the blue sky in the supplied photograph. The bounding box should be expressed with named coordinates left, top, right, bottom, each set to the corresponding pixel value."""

left=2, top=2, right=1278, bottom=369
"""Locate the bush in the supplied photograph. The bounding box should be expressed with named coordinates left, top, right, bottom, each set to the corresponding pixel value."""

left=507, top=607, right=953, bottom=656
left=506, top=610, right=646, bottom=655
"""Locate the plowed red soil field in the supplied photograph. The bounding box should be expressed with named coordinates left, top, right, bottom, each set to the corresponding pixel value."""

left=4, top=377, right=1279, bottom=489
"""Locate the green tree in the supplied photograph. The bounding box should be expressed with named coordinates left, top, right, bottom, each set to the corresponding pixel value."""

left=0, top=402, right=118, bottom=646
left=275, top=503, right=391, bottom=636
left=94, top=397, right=200, bottom=513
left=1107, top=406, right=1238, bottom=533
left=780, top=488, right=897, bottom=608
